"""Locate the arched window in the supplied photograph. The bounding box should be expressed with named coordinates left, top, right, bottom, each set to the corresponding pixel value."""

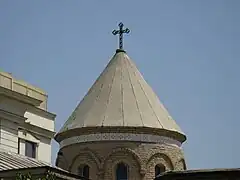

left=155, top=164, right=166, bottom=177
left=78, top=164, right=89, bottom=178
left=116, top=162, right=128, bottom=180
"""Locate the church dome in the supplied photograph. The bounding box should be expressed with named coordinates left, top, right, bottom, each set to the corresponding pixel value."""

left=56, top=50, right=186, bottom=142
left=55, top=49, right=186, bottom=143
left=55, top=23, right=187, bottom=179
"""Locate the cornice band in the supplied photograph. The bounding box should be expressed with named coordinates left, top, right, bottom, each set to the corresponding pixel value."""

left=60, top=133, right=182, bottom=148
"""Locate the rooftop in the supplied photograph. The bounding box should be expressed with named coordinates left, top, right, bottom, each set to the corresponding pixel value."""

left=0, top=71, right=48, bottom=110
left=155, top=168, right=240, bottom=179
left=56, top=50, right=185, bottom=142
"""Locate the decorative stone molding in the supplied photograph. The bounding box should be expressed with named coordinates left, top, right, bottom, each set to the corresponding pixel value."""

left=59, top=133, right=181, bottom=148
left=102, top=147, right=143, bottom=179
left=147, top=153, right=174, bottom=170
left=68, top=148, right=101, bottom=171
left=101, top=147, right=143, bottom=170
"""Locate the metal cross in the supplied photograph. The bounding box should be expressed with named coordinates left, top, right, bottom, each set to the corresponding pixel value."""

left=112, top=22, right=130, bottom=50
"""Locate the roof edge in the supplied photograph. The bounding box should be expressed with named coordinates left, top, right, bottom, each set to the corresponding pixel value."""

left=54, top=126, right=186, bottom=144
left=0, top=86, right=42, bottom=107
left=155, top=168, right=240, bottom=179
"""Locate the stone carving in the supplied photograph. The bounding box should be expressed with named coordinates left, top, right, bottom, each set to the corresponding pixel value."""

left=147, top=153, right=174, bottom=170
left=68, top=148, right=101, bottom=171
left=101, top=147, right=143, bottom=170
left=60, top=133, right=181, bottom=148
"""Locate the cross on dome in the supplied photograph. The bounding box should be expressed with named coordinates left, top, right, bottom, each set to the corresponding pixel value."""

left=112, top=22, right=130, bottom=50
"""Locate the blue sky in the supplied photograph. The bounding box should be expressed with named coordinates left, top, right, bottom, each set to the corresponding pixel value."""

left=0, top=0, right=240, bottom=169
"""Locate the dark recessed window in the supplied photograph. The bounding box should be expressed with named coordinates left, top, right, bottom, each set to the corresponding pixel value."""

left=25, top=140, right=36, bottom=158
left=155, top=164, right=166, bottom=177
left=116, top=163, right=128, bottom=180
left=78, top=164, right=89, bottom=179
left=18, top=138, right=20, bottom=154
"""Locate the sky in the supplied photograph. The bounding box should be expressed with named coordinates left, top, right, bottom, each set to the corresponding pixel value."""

left=0, top=0, right=240, bottom=170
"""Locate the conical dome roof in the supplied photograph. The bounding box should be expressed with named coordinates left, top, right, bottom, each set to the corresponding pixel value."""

left=56, top=50, right=185, bottom=142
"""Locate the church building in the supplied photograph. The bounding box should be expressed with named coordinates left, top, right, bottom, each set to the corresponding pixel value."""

left=55, top=47, right=187, bottom=179
left=54, top=23, right=240, bottom=180
left=54, top=23, right=187, bottom=180
left=0, top=23, right=239, bottom=180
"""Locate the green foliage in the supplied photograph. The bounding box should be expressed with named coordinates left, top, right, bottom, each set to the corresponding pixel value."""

left=16, top=170, right=56, bottom=180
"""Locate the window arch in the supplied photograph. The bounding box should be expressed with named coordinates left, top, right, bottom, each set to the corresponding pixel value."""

left=78, top=164, right=89, bottom=178
left=155, top=164, right=166, bottom=177
left=116, top=162, right=128, bottom=180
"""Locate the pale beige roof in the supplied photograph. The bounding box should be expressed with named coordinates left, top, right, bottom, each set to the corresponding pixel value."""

left=58, top=50, right=184, bottom=135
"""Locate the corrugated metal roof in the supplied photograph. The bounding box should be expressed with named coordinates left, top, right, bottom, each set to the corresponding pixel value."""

left=0, top=149, right=51, bottom=171
left=0, top=149, right=88, bottom=179
left=58, top=50, right=185, bottom=136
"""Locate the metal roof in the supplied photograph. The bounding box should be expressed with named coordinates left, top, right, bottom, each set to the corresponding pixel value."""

left=155, top=168, right=240, bottom=180
left=0, top=149, right=88, bottom=179
left=0, top=149, right=50, bottom=171
left=58, top=50, right=184, bottom=136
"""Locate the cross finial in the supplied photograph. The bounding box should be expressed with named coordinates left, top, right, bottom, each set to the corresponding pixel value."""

left=112, top=22, right=130, bottom=50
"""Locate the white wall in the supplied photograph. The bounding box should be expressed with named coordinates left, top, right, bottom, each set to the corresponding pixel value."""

left=0, top=118, right=18, bottom=153
left=0, top=83, right=55, bottom=163
left=37, top=136, right=52, bottom=163
left=24, top=111, right=54, bottom=132
left=0, top=98, right=27, bottom=117
left=18, top=129, right=52, bottom=163
left=0, top=123, right=53, bottom=164
left=23, top=111, right=54, bottom=163
left=18, top=138, right=25, bottom=155
left=0, top=96, right=55, bottom=164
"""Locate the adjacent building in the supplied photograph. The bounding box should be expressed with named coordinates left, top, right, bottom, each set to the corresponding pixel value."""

left=0, top=71, right=85, bottom=179
left=0, top=71, right=54, bottom=162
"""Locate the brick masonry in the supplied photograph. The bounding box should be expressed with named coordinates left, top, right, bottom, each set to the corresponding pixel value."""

left=57, top=141, right=186, bottom=180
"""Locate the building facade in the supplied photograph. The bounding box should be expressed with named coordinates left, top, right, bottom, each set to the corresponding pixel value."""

left=0, top=71, right=85, bottom=180
left=0, top=71, right=55, bottom=163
